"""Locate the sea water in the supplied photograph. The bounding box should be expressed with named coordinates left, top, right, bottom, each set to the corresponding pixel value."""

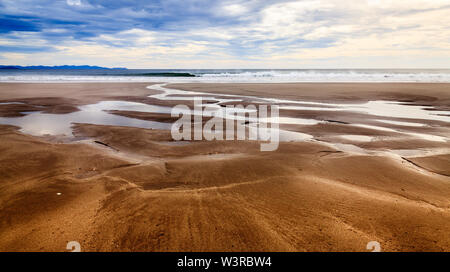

left=1, top=69, right=450, bottom=83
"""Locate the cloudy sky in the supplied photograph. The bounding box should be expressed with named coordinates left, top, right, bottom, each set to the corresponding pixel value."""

left=0, top=0, right=449, bottom=68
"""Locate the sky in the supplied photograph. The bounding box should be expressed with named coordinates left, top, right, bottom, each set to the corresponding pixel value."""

left=0, top=0, right=449, bottom=69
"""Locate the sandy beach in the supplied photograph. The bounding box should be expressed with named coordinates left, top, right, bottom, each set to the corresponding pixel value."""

left=0, top=82, right=449, bottom=252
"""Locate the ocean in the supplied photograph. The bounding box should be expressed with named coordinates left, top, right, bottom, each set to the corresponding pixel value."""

left=1, top=69, right=450, bottom=83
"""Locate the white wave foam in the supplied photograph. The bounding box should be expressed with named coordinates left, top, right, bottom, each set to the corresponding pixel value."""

left=0, top=75, right=159, bottom=83
left=1, top=70, right=450, bottom=83
left=198, top=70, right=450, bottom=83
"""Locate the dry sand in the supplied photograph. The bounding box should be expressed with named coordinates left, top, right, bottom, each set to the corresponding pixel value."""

left=0, top=83, right=449, bottom=252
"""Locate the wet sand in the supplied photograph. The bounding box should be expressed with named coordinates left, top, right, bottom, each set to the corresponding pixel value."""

left=0, top=83, right=449, bottom=252
left=169, top=83, right=450, bottom=109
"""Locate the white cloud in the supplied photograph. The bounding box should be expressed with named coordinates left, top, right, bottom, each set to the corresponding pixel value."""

left=223, top=3, right=248, bottom=16
left=2, top=0, right=450, bottom=68
left=66, top=0, right=81, bottom=7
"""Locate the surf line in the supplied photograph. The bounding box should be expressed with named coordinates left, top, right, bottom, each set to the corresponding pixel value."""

left=171, top=97, right=280, bottom=151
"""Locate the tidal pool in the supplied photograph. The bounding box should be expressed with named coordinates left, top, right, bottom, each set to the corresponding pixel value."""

left=0, top=84, right=448, bottom=146
left=0, top=101, right=172, bottom=136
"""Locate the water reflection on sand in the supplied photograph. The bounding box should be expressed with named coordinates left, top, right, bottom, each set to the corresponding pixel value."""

left=0, top=101, right=172, bottom=136
left=0, top=83, right=448, bottom=147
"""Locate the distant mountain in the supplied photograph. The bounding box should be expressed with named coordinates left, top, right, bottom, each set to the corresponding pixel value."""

left=0, top=66, right=21, bottom=70
left=0, top=65, right=127, bottom=70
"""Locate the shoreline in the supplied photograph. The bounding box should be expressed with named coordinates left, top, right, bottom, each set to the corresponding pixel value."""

left=2, top=80, right=450, bottom=84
